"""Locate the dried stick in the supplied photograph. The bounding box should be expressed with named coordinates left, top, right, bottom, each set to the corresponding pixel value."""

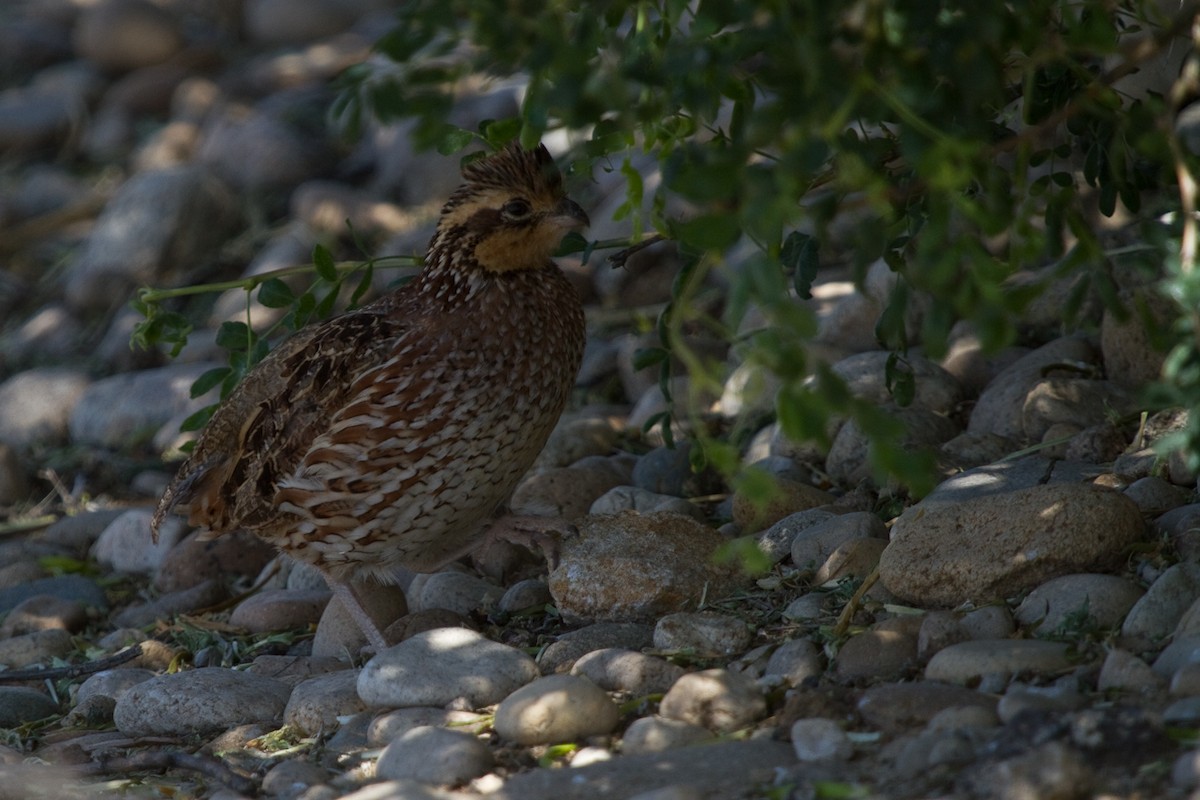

left=0, top=644, right=143, bottom=684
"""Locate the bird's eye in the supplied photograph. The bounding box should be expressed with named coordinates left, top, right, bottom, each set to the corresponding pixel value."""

left=501, top=198, right=532, bottom=219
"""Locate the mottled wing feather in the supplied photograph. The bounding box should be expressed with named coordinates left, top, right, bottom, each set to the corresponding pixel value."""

left=152, top=306, right=409, bottom=536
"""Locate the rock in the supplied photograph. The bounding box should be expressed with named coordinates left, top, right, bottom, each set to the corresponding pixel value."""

left=497, top=739, right=794, bottom=800
left=113, top=669, right=291, bottom=737
left=812, top=536, right=887, bottom=584
left=856, top=682, right=997, bottom=733
left=754, top=509, right=837, bottom=565
left=939, top=431, right=1018, bottom=471
left=40, top=510, right=127, bottom=555
left=975, top=741, right=1093, bottom=800
left=313, top=581, right=408, bottom=658
left=0, top=687, right=59, bottom=728
left=547, top=512, right=742, bottom=624
left=658, top=668, right=766, bottom=734
left=0, top=594, right=87, bottom=637
left=510, top=465, right=626, bottom=518
left=76, top=669, right=156, bottom=705
left=833, top=615, right=922, bottom=681
left=537, top=622, right=654, bottom=674
left=229, top=589, right=331, bottom=635
left=632, top=442, right=716, bottom=497
left=791, top=511, right=887, bottom=571
left=494, top=674, right=620, bottom=745
left=717, top=361, right=784, bottom=417
left=763, top=638, right=824, bottom=687
left=246, top=655, right=348, bottom=687
left=260, top=760, right=329, bottom=798
left=357, top=628, right=538, bottom=708
left=924, top=640, right=1075, bottom=686
left=497, top=578, right=553, bottom=613
left=621, top=716, right=713, bottom=754
left=0, top=367, right=90, bottom=447
left=730, top=476, right=834, bottom=533
left=570, top=649, right=685, bottom=695
left=1101, top=287, right=1174, bottom=387
left=826, top=406, right=959, bottom=486
left=880, top=483, right=1144, bottom=607
left=374, top=725, right=495, bottom=784
left=996, top=682, right=1087, bottom=723
left=91, top=509, right=186, bottom=575
left=590, top=486, right=704, bottom=519
left=68, top=363, right=221, bottom=449
left=1021, top=378, right=1136, bottom=442
left=412, top=572, right=503, bottom=616
left=0, top=65, right=100, bottom=153
left=0, top=445, right=29, bottom=504
left=652, top=611, right=753, bottom=656
left=940, top=324, right=1029, bottom=396
left=534, top=415, right=622, bottom=470
left=368, top=707, right=489, bottom=747
left=0, top=628, right=74, bottom=668
left=1124, top=476, right=1190, bottom=517
left=154, top=529, right=278, bottom=593
left=967, top=335, right=1099, bottom=440
left=113, top=578, right=226, bottom=628
left=917, top=606, right=1016, bottom=660
left=1097, top=649, right=1164, bottom=694
left=291, top=180, right=411, bottom=237
left=65, top=166, right=239, bottom=311
left=284, top=669, right=365, bottom=735
left=1122, top=563, right=1200, bottom=648
left=243, top=0, right=358, bottom=45
left=73, top=0, right=183, bottom=71
left=1014, top=574, right=1143, bottom=634
left=790, top=717, right=853, bottom=762
left=830, top=350, right=964, bottom=415
left=197, top=90, right=336, bottom=193
left=0, top=575, right=108, bottom=616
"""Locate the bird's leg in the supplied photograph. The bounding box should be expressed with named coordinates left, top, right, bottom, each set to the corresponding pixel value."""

left=481, top=514, right=577, bottom=569
left=328, top=580, right=389, bottom=654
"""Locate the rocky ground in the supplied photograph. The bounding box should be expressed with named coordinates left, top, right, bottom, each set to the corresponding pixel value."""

left=1, top=1, right=1199, bottom=799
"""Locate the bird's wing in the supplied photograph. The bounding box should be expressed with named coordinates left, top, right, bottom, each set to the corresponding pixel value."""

left=152, top=307, right=409, bottom=537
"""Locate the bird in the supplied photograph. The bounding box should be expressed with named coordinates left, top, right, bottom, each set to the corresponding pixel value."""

left=152, top=142, right=589, bottom=652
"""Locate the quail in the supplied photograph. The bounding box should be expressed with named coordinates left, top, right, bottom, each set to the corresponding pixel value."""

left=152, top=143, right=588, bottom=651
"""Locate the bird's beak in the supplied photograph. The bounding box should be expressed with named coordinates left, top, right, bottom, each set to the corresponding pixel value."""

left=552, top=197, right=590, bottom=230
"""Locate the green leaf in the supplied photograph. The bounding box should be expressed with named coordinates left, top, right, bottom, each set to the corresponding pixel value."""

left=781, top=232, right=819, bottom=299
left=312, top=245, right=338, bottom=282
left=480, top=117, right=522, bottom=148
left=191, top=367, right=231, bottom=399
left=350, top=263, right=375, bottom=306
left=215, top=321, right=255, bottom=351
left=884, top=353, right=916, bottom=407
left=257, top=278, right=295, bottom=309
left=179, top=406, right=216, bottom=433
left=633, top=347, right=669, bottom=370
left=673, top=213, right=741, bottom=252
left=435, top=125, right=477, bottom=155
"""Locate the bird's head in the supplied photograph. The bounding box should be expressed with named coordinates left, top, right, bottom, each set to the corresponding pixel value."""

left=434, top=143, right=589, bottom=273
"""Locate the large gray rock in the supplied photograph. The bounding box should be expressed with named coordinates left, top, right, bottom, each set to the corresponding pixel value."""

left=65, top=165, right=239, bottom=310
left=67, top=362, right=220, bottom=449
left=879, top=483, right=1145, bottom=607
left=113, top=669, right=291, bottom=737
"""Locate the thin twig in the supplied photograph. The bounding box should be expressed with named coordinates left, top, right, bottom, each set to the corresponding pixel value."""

left=607, top=234, right=667, bottom=269
left=78, top=750, right=256, bottom=795
left=0, top=644, right=143, bottom=684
